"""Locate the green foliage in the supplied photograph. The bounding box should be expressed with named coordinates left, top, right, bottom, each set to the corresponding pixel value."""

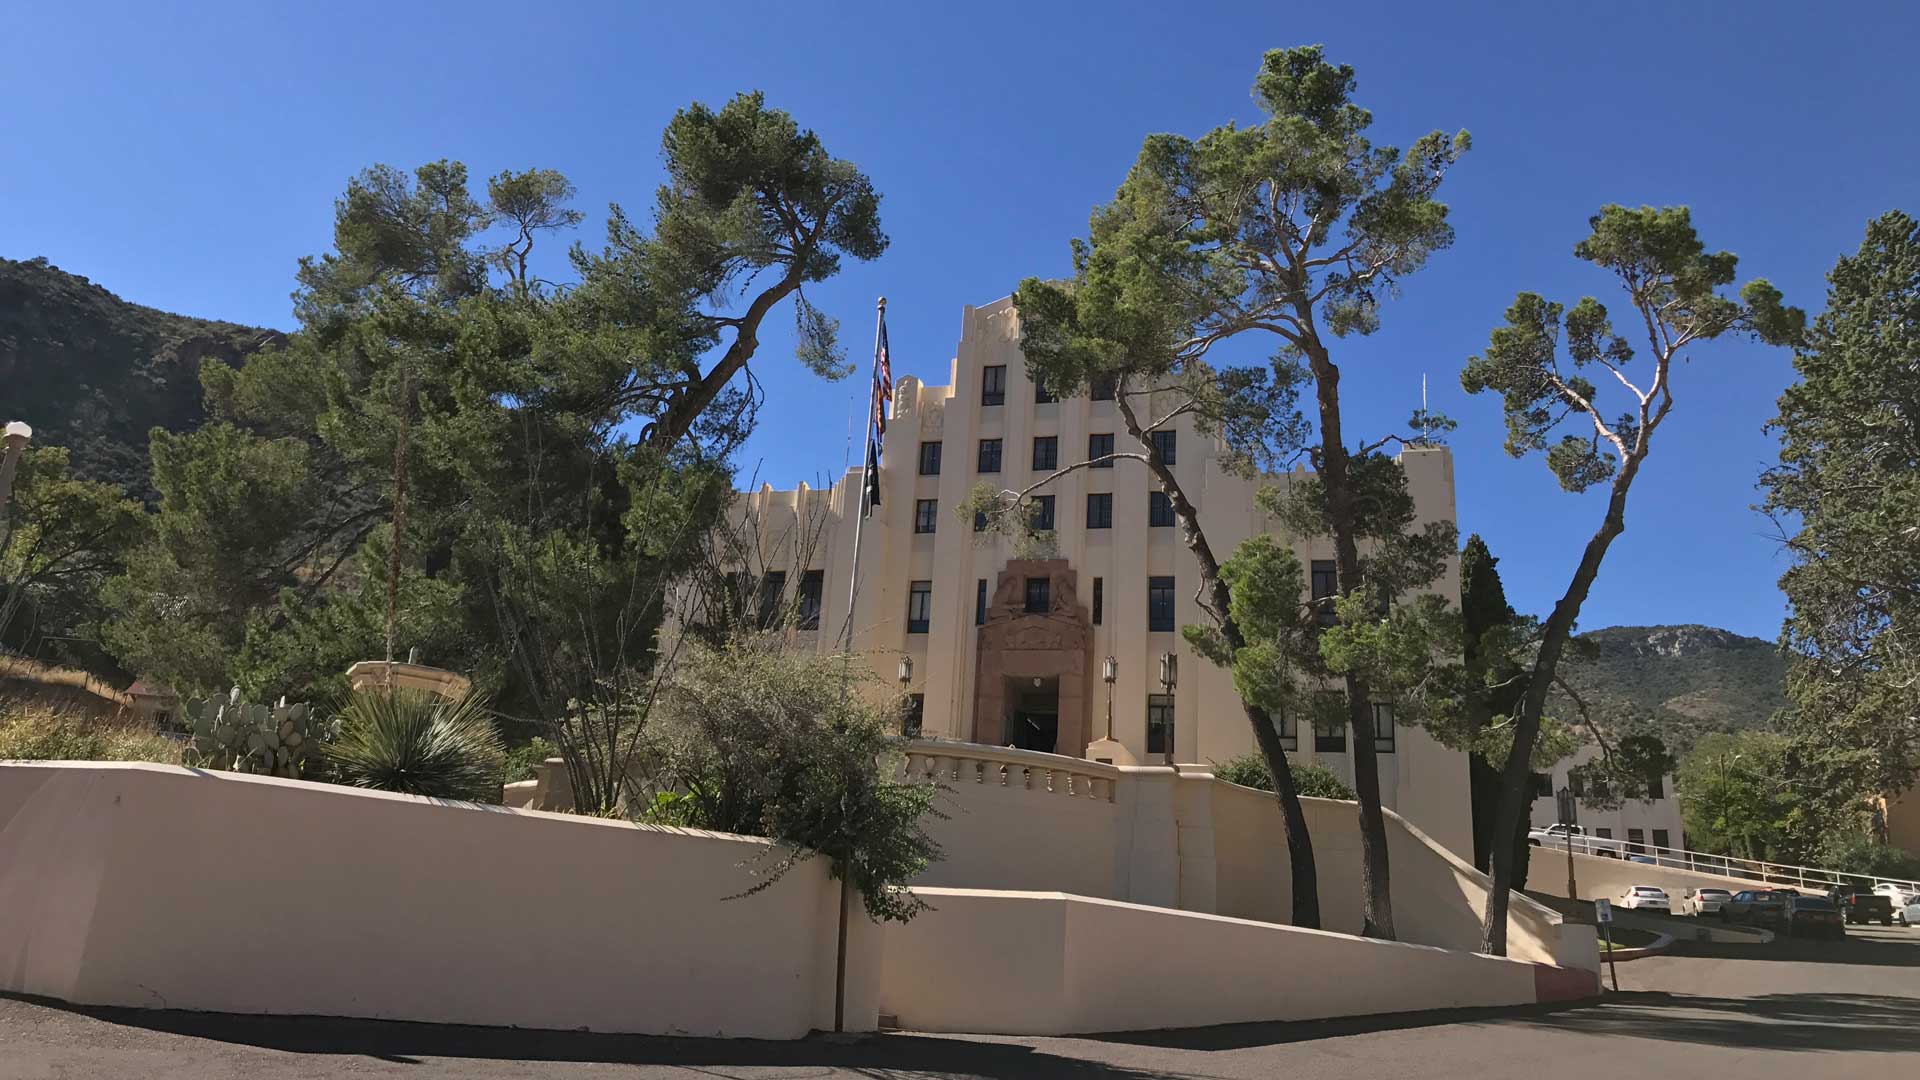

left=0, top=704, right=183, bottom=764
left=0, top=444, right=149, bottom=665
left=501, top=735, right=557, bottom=784
left=645, top=642, right=942, bottom=923
left=1677, top=731, right=1840, bottom=864
left=1552, top=625, right=1788, bottom=754
left=326, top=690, right=506, bottom=802
left=182, top=689, right=331, bottom=779
left=1814, top=833, right=1920, bottom=881
left=1763, top=210, right=1920, bottom=812
left=1213, top=754, right=1355, bottom=800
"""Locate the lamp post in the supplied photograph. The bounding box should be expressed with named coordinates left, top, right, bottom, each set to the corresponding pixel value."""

left=897, top=655, right=915, bottom=738
left=1157, top=651, right=1177, bottom=766
left=0, top=421, right=32, bottom=530
left=1101, top=655, right=1117, bottom=741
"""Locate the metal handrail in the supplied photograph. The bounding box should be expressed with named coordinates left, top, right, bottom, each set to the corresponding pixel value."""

left=1619, top=839, right=1920, bottom=895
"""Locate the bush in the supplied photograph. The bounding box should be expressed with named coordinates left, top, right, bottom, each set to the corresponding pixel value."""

left=0, top=704, right=183, bottom=765
left=645, top=642, right=943, bottom=922
left=326, top=690, right=506, bottom=802
left=1816, top=832, right=1920, bottom=880
left=1212, top=753, right=1356, bottom=800
left=501, top=735, right=557, bottom=784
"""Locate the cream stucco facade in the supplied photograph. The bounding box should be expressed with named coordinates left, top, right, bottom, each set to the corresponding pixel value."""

left=730, top=298, right=1474, bottom=857
left=1527, top=743, right=1686, bottom=857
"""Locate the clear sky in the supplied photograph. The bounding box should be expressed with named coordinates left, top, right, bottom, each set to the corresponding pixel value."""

left=4, top=1, right=1915, bottom=640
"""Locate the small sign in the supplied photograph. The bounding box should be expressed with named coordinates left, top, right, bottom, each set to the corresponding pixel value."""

left=1555, top=787, right=1579, bottom=828
left=1594, top=898, right=1613, bottom=924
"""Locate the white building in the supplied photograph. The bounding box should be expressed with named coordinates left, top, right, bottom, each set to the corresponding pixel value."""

left=730, top=298, right=1474, bottom=856
left=1527, top=744, right=1686, bottom=857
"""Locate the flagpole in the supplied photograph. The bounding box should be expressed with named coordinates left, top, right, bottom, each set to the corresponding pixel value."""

left=840, top=297, right=886, bottom=652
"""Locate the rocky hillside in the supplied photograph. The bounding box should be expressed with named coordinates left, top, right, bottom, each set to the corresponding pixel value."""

left=0, top=257, right=283, bottom=498
left=1555, top=624, right=1790, bottom=753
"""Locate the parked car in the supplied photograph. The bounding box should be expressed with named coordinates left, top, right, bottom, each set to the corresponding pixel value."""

left=1783, top=895, right=1845, bottom=939
left=1676, top=888, right=1733, bottom=917
left=1527, top=824, right=1626, bottom=857
left=1618, top=885, right=1670, bottom=911
left=1721, top=889, right=1794, bottom=928
left=1872, top=882, right=1920, bottom=908
left=1833, top=889, right=1895, bottom=926
left=1901, top=899, right=1920, bottom=928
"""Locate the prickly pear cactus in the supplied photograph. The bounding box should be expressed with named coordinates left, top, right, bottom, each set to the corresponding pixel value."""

left=183, top=687, right=329, bottom=778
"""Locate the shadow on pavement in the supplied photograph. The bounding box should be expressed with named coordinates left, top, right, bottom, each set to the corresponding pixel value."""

left=1514, top=990, right=1920, bottom=1053
left=0, top=992, right=1193, bottom=1079
left=1084, top=1000, right=1591, bottom=1051
left=1667, top=933, right=1920, bottom=968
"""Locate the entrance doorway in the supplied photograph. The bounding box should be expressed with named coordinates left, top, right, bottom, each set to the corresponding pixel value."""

left=1007, top=676, right=1059, bottom=752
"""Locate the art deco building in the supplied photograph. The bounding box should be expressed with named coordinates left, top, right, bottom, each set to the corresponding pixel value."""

left=729, top=298, right=1473, bottom=855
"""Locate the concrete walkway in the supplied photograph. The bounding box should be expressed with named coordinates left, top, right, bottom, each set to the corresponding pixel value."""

left=3, top=928, right=1914, bottom=1079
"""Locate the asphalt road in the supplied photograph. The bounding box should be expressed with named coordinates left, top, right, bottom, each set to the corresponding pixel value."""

left=3, top=927, right=1915, bottom=1079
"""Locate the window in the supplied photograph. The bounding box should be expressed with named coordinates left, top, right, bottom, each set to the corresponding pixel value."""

left=1035, top=379, right=1057, bottom=404
left=797, top=570, right=824, bottom=630
left=981, top=365, right=1006, bottom=406
left=1032, top=436, right=1058, bottom=471
left=1652, top=829, right=1671, bottom=852
left=1569, top=771, right=1586, bottom=798
left=1147, top=694, right=1175, bottom=756
left=1149, top=429, right=1176, bottom=465
left=1092, top=577, right=1103, bottom=625
left=1314, top=701, right=1347, bottom=753
left=1025, top=576, right=1050, bottom=614
left=1311, top=559, right=1338, bottom=627
left=907, top=580, right=932, bottom=634
left=977, top=438, right=1002, bottom=473
left=918, top=441, right=942, bottom=475
left=1149, top=490, right=1175, bottom=527
left=1030, top=495, right=1055, bottom=531
left=1091, top=373, right=1117, bottom=401
left=914, top=498, right=938, bottom=534
left=756, top=570, right=786, bottom=630
left=904, top=694, right=925, bottom=738
left=1372, top=702, right=1396, bottom=753
left=972, top=510, right=987, bottom=532
left=1273, top=709, right=1297, bottom=751
left=1088, top=432, right=1115, bottom=468
left=1148, top=575, right=1175, bottom=632
left=1595, top=827, right=1613, bottom=840
left=1531, top=772, right=1553, bottom=798
left=1086, top=492, right=1113, bottom=529
left=1647, top=774, right=1665, bottom=799
left=975, top=579, right=988, bottom=626
left=1627, top=828, right=1646, bottom=855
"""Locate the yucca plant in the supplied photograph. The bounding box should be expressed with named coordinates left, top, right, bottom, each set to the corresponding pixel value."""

left=327, top=689, right=505, bottom=802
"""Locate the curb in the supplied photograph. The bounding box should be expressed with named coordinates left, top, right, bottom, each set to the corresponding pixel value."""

left=1603, top=932, right=1673, bottom=962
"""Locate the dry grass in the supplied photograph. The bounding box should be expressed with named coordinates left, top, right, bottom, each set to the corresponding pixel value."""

left=0, top=702, right=182, bottom=765
left=0, top=655, right=134, bottom=710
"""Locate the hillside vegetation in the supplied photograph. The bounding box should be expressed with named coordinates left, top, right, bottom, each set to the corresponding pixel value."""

left=1554, top=624, right=1789, bottom=753
left=0, top=257, right=282, bottom=498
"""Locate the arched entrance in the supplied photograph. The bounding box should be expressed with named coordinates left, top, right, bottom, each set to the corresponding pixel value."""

left=972, top=559, right=1091, bottom=757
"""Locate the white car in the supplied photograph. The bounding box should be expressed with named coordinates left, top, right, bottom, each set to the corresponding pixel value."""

left=1527, top=823, right=1626, bottom=857
left=1902, top=899, right=1920, bottom=928
left=1676, top=887, right=1733, bottom=917
left=1618, top=885, right=1670, bottom=912
left=1873, top=882, right=1920, bottom=909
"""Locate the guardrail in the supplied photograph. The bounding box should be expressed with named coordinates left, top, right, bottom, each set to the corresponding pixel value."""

left=899, top=739, right=1123, bottom=802
left=1608, top=839, right=1919, bottom=896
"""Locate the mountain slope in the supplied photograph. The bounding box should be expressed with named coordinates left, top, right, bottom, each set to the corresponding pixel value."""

left=1554, top=624, right=1789, bottom=753
left=0, top=257, right=283, bottom=497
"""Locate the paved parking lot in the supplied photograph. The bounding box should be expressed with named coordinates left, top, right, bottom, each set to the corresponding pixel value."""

left=3, top=926, right=1915, bottom=1078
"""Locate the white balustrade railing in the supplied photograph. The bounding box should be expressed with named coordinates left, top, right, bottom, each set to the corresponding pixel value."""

left=1581, top=837, right=1920, bottom=895
left=900, top=739, right=1121, bottom=803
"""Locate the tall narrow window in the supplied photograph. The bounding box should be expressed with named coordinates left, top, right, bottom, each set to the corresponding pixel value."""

left=1146, top=694, right=1175, bottom=755
left=1646, top=774, right=1665, bottom=799
left=1314, top=709, right=1347, bottom=754
left=1032, top=436, right=1058, bottom=471
left=977, top=438, right=1002, bottom=473
left=973, top=509, right=987, bottom=532
left=1627, top=828, right=1646, bottom=855
left=981, top=365, right=1006, bottom=406
left=914, top=498, right=938, bottom=534
left=975, top=578, right=987, bottom=626
left=756, top=570, right=786, bottom=630
left=1149, top=429, right=1176, bottom=465
left=1651, top=828, right=1670, bottom=852
left=1086, top=492, right=1113, bottom=529
left=1311, top=559, right=1338, bottom=627
left=907, top=580, right=932, bottom=634
left=1090, top=373, right=1117, bottom=401
left=1147, top=575, right=1175, bottom=632
left=1148, top=490, right=1175, bottom=527
left=1025, top=576, right=1050, bottom=614
left=1274, top=709, right=1297, bottom=752
left=1092, top=577, right=1104, bottom=625
left=1088, top=432, right=1115, bottom=468
left=904, top=694, right=925, bottom=738
left=1372, top=702, right=1396, bottom=753
left=918, top=441, right=942, bottom=475
left=797, top=569, right=824, bottom=630
left=1030, top=495, right=1055, bottom=531
left=1034, top=380, right=1057, bottom=404
left=1531, top=772, right=1553, bottom=799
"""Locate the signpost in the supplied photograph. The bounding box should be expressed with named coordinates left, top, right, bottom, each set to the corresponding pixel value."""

left=1594, top=897, right=1619, bottom=991
left=1556, top=786, right=1579, bottom=901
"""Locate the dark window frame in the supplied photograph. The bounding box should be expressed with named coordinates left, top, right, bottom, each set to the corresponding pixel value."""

left=977, top=438, right=1002, bottom=473
left=1313, top=709, right=1347, bottom=754
left=1372, top=702, right=1396, bottom=753
left=1092, top=577, right=1104, bottom=625
left=913, top=498, right=938, bottom=534
left=1274, top=709, right=1298, bottom=752
left=1311, top=559, right=1339, bottom=627
left=1149, top=429, right=1176, bottom=465
left=907, top=580, right=932, bottom=634
left=918, top=441, right=942, bottom=476
left=1034, top=380, right=1057, bottom=404
left=1086, top=492, right=1113, bottom=529
left=1090, top=373, right=1117, bottom=401
left=981, top=365, right=1006, bottom=406
left=975, top=578, right=987, bottom=626
left=1032, top=435, right=1058, bottom=471
left=1024, top=576, right=1050, bottom=614
left=1029, top=494, right=1055, bottom=531
left=1088, top=432, right=1115, bottom=468
left=904, top=693, right=925, bottom=738
left=756, top=570, right=786, bottom=630
left=797, top=569, right=824, bottom=630
left=1146, top=693, right=1175, bottom=755
left=1147, top=575, right=1175, bottom=632
left=1148, top=490, right=1175, bottom=527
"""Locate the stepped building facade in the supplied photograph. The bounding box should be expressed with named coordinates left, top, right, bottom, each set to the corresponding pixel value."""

left=729, top=298, right=1473, bottom=855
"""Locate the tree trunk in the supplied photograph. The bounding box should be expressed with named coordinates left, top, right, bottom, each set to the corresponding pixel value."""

left=1116, top=393, right=1320, bottom=928
left=1303, top=340, right=1394, bottom=940
left=1482, top=461, right=1640, bottom=954
left=642, top=267, right=805, bottom=452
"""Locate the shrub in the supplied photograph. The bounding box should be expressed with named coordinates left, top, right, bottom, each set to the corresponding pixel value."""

left=1212, top=753, right=1356, bottom=800
left=326, top=690, right=506, bottom=802
left=0, top=703, right=183, bottom=764
left=1816, top=832, right=1920, bottom=880
left=501, top=735, right=557, bottom=784
left=645, top=642, right=943, bottom=922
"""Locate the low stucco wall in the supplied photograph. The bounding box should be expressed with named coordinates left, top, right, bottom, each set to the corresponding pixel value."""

left=0, top=762, right=880, bottom=1039
left=882, top=888, right=1546, bottom=1035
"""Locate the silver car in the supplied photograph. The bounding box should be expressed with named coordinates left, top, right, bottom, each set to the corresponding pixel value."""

left=1677, top=887, right=1733, bottom=917
left=1901, top=898, right=1920, bottom=927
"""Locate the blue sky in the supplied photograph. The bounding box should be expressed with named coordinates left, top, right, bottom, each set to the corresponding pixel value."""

left=4, top=1, right=1914, bottom=640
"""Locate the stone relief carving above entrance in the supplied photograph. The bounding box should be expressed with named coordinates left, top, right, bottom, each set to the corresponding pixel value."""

left=973, top=558, right=1092, bottom=757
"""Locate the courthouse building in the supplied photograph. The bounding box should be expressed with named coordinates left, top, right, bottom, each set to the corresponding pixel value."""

left=731, top=298, right=1474, bottom=855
